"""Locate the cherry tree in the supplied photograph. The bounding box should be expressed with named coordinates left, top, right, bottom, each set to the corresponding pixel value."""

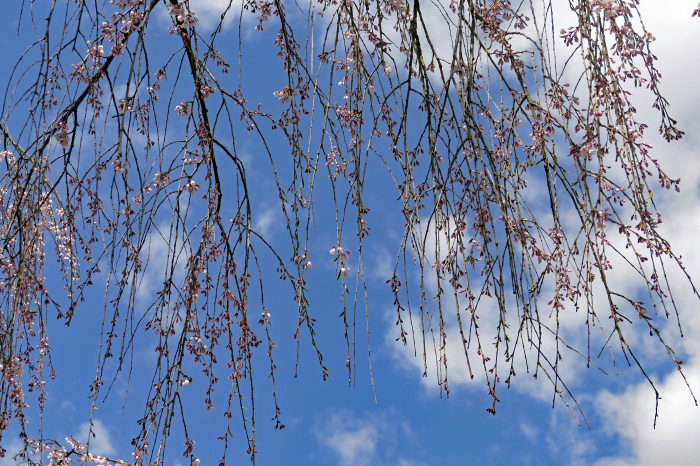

left=1, top=0, right=699, bottom=464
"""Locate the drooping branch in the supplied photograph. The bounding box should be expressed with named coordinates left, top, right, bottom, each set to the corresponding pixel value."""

left=0, top=0, right=697, bottom=464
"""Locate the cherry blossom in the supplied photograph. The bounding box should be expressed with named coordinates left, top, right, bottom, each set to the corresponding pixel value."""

left=175, top=100, right=191, bottom=116
left=272, top=86, right=296, bottom=104
left=0, top=0, right=696, bottom=462
left=87, top=43, right=104, bottom=59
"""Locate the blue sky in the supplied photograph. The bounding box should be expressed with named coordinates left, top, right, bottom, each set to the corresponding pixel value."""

left=1, top=1, right=700, bottom=465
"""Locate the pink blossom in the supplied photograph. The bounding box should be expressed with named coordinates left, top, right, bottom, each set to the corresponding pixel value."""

left=181, top=180, right=201, bottom=194
left=54, top=121, right=70, bottom=148
left=153, top=172, right=170, bottom=188
left=87, top=43, right=104, bottom=60
left=175, top=101, right=191, bottom=116
left=112, top=159, right=129, bottom=174
left=200, top=85, right=215, bottom=99
left=273, top=86, right=297, bottom=105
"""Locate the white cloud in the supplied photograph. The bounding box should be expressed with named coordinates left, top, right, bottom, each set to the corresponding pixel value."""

left=179, top=0, right=241, bottom=30
left=315, top=409, right=387, bottom=466
left=77, top=419, right=117, bottom=457
left=314, top=409, right=418, bottom=466
left=132, top=220, right=192, bottom=307
left=384, top=215, right=603, bottom=411
left=545, top=409, right=597, bottom=466
left=594, top=363, right=700, bottom=466
left=520, top=421, right=539, bottom=443
left=398, top=460, right=430, bottom=466
left=60, top=400, right=76, bottom=412
left=590, top=140, right=700, bottom=464
left=385, top=2, right=700, bottom=463
left=0, top=440, right=27, bottom=466
left=367, top=245, right=395, bottom=281
left=253, top=204, right=280, bottom=238
left=588, top=1, right=700, bottom=462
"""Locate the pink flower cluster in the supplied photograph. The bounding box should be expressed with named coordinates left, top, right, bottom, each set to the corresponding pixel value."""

left=330, top=245, right=351, bottom=276
left=111, top=159, right=131, bottom=174
left=181, top=179, right=201, bottom=194
left=167, top=2, right=199, bottom=28
left=273, top=86, right=297, bottom=105
left=86, top=41, right=104, bottom=60
left=33, top=437, right=129, bottom=466
left=200, top=85, right=215, bottom=99
left=53, top=121, right=70, bottom=148
left=152, top=172, right=170, bottom=189
left=175, top=100, right=191, bottom=116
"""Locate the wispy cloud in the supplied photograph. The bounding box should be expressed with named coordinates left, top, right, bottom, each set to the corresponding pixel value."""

left=398, top=460, right=430, bottom=466
left=0, top=440, right=26, bottom=466
left=315, top=409, right=387, bottom=466
left=313, top=409, right=418, bottom=466
left=544, top=409, right=597, bottom=466
left=520, top=421, right=539, bottom=444
left=253, top=204, right=280, bottom=238
left=77, top=419, right=117, bottom=457
left=180, top=0, right=242, bottom=30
